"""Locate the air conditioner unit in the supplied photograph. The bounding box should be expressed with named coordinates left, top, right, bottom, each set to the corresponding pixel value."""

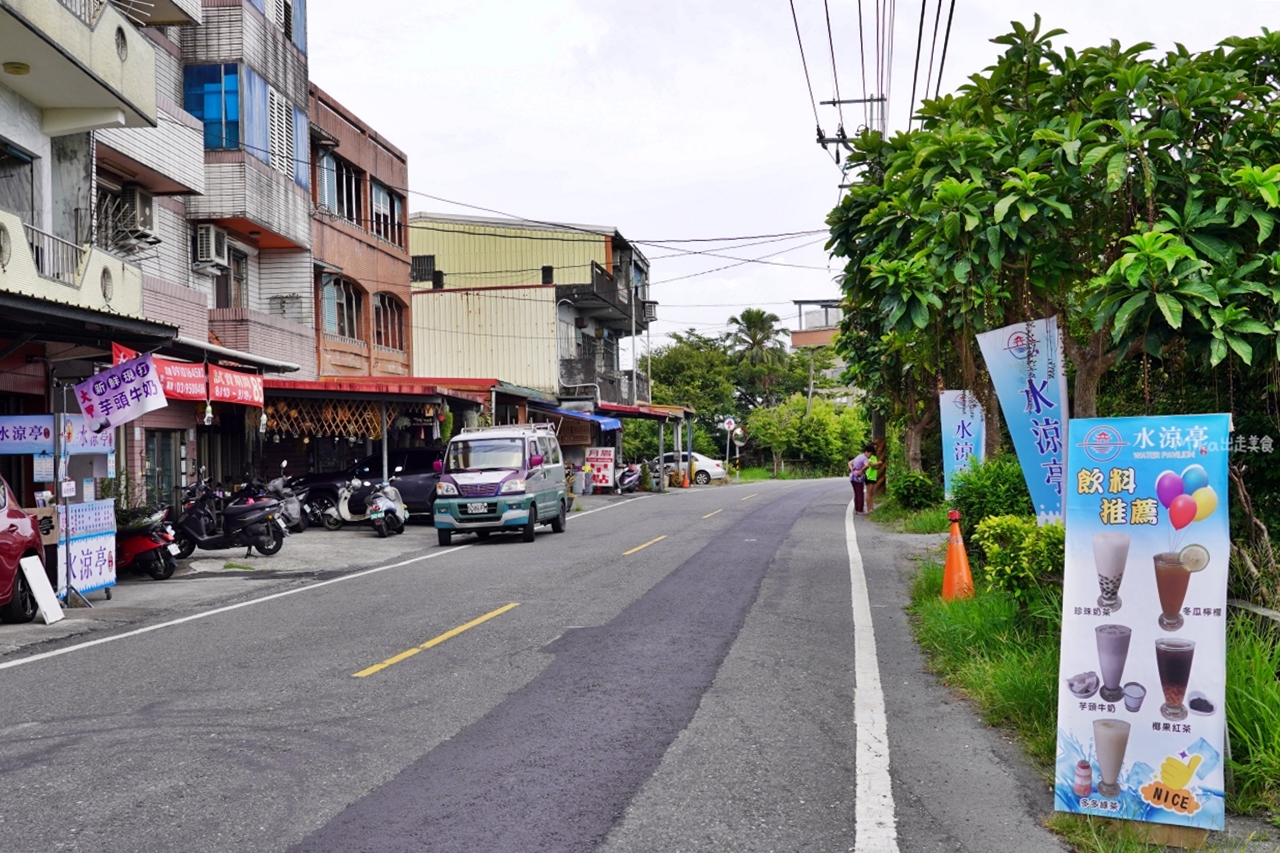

left=643, top=301, right=658, bottom=322
left=196, top=224, right=229, bottom=266
left=121, top=186, right=155, bottom=233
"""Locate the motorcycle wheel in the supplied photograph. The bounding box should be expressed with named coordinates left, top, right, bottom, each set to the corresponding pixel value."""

left=389, top=513, right=405, bottom=535
left=318, top=497, right=344, bottom=531
left=174, top=531, right=197, bottom=560
left=148, top=551, right=177, bottom=581
left=257, top=523, right=285, bottom=556
left=375, top=519, right=388, bottom=538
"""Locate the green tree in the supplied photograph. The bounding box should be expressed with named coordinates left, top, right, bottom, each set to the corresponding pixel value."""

left=828, top=18, right=1280, bottom=432
left=727, top=308, right=790, bottom=408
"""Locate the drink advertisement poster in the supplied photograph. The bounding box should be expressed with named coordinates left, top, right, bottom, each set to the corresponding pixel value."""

left=1055, top=414, right=1230, bottom=830
left=939, top=390, right=985, bottom=498
left=976, top=316, right=1070, bottom=524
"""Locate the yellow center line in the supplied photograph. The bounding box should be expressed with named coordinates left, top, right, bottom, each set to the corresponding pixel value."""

left=352, top=602, right=520, bottom=678
left=702, top=509, right=723, bottom=519
left=741, top=493, right=759, bottom=501
left=623, top=535, right=666, bottom=556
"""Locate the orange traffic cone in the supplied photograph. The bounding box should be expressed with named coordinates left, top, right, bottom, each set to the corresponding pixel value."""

left=681, top=466, right=691, bottom=488
left=942, top=509, right=974, bottom=601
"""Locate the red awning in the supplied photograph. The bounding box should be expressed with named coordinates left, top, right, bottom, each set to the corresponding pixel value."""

left=596, top=401, right=676, bottom=421
left=263, top=378, right=487, bottom=405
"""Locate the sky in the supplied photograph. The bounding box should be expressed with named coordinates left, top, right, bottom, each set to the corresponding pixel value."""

left=306, top=0, right=1280, bottom=369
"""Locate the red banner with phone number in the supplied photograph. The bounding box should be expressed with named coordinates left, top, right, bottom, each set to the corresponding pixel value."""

left=112, top=343, right=261, bottom=404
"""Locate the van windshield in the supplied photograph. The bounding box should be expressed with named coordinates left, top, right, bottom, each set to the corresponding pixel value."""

left=446, top=438, right=524, bottom=472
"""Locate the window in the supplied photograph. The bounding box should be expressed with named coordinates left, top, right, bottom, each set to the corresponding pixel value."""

left=320, top=273, right=362, bottom=339
left=317, top=150, right=337, bottom=210
left=184, top=64, right=239, bottom=150
left=268, top=87, right=294, bottom=177
left=410, top=255, right=434, bottom=283
left=336, top=158, right=361, bottom=224
left=371, top=182, right=403, bottom=245
left=215, top=249, right=248, bottom=309
left=373, top=293, right=405, bottom=351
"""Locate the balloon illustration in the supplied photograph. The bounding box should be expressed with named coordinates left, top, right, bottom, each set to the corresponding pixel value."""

left=1192, top=486, right=1218, bottom=522
left=1156, top=471, right=1184, bottom=509
left=1181, top=464, right=1210, bottom=495
left=1169, top=494, right=1198, bottom=530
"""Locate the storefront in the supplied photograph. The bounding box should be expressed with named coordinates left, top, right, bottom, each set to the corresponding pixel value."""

left=262, top=379, right=487, bottom=479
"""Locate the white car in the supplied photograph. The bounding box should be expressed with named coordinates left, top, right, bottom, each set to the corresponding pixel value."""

left=649, top=451, right=727, bottom=484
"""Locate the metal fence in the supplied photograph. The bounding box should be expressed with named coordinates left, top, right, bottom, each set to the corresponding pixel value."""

left=24, top=224, right=85, bottom=287
left=57, top=0, right=105, bottom=24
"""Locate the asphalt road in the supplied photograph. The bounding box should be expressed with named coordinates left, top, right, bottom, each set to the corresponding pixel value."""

left=0, top=480, right=1066, bottom=853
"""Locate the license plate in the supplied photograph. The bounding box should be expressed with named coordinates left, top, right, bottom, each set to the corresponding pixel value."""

left=276, top=517, right=287, bottom=530
left=466, top=502, right=488, bottom=514
left=167, top=543, right=181, bottom=555
left=370, top=509, right=384, bottom=520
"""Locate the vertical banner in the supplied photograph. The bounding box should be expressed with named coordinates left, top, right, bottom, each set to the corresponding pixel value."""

left=74, top=354, right=169, bottom=430
left=57, top=499, right=117, bottom=595
left=1055, top=414, right=1230, bottom=831
left=939, top=390, right=986, bottom=498
left=976, top=316, right=1070, bottom=524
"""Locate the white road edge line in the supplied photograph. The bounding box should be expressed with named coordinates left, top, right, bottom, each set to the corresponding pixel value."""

left=846, top=498, right=900, bottom=853
left=0, top=495, right=651, bottom=673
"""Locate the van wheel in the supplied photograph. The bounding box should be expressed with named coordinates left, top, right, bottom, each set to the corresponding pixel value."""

left=437, top=528, right=452, bottom=546
left=551, top=500, right=566, bottom=533
left=522, top=507, right=537, bottom=542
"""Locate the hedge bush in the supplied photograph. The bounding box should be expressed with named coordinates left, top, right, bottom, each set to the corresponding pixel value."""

left=950, top=454, right=1034, bottom=558
left=971, top=514, right=1065, bottom=599
left=890, top=469, right=943, bottom=510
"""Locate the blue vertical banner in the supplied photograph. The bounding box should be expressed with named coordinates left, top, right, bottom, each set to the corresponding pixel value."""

left=939, top=390, right=985, bottom=498
left=1054, top=414, right=1230, bottom=831
left=976, top=316, right=1070, bottom=524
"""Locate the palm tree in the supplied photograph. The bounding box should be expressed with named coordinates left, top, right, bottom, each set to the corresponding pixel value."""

left=727, top=308, right=788, bottom=407
left=726, top=308, right=787, bottom=367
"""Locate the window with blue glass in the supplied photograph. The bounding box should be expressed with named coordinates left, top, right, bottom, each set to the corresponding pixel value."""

left=184, top=64, right=240, bottom=150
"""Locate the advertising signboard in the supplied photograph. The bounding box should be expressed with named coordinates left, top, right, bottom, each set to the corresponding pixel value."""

left=585, top=447, right=615, bottom=489
left=940, top=390, right=985, bottom=498
left=1055, top=414, right=1230, bottom=831
left=976, top=316, right=1070, bottom=524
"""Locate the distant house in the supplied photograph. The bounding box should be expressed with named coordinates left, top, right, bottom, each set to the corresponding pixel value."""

left=408, top=213, right=656, bottom=407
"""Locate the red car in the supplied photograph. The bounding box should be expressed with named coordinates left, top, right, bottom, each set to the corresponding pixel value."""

left=0, top=475, right=45, bottom=624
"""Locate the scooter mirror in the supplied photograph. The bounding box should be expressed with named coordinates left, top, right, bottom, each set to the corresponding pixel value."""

left=281, top=460, right=288, bottom=470
left=363, top=480, right=372, bottom=487
left=394, top=465, right=403, bottom=474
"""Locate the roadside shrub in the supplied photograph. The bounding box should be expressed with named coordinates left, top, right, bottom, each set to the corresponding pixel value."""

left=950, top=454, right=1034, bottom=550
left=972, top=514, right=1064, bottom=599
left=890, top=469, right=943, bottom=510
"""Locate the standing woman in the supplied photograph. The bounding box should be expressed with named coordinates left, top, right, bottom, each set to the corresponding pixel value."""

left=863, top=443, right=881, bottom=513
left=849, top=446, right=869, bottom=514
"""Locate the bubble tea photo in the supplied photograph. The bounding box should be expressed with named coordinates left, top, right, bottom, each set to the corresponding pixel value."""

left=1092, top=532, right=1129, bottom=612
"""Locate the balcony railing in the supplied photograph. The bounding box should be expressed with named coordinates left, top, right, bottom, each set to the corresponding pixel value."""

left=57, top=0, right=105, bottom=24
left=24, top=225, right=85, bottom=287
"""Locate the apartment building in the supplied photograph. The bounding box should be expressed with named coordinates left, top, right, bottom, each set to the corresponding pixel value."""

left=408, top=213, right=656, bottom=407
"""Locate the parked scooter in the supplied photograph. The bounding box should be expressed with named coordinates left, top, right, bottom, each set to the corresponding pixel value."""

left=615, top=463, right=641, bottom=494
left=116, top=506, right=179, bottom=580
left=265, top=461, right=308, bottom=533
left=324, top=468, right=407, bottom=534
left=174, top=468, right=287, bottom=558
left=365, top=478, right=407, bottom=538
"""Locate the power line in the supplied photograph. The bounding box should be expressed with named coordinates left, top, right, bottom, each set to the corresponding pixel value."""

left=650, top=239, right=829, bottom=285
left=822, top=0, right=846, bottom=129
left=788, top=0, right=822, bottom=129
left=908, top=0, right=928, bottom=133
left=922, top=0, right=945, bottom=121
left=935, top=0, right=957, bottom=99
left=856, top=0, right=871, bottom=129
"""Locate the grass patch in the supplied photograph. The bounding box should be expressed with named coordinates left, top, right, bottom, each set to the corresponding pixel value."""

left=222, top=562, right=257, bottom=571
left=908, top=560, right=1280, bottom=849
left=868, top=496, right=951, bottom=534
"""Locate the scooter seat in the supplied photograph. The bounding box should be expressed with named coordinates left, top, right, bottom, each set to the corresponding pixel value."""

left=223, top=499, right=279, bottom=517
